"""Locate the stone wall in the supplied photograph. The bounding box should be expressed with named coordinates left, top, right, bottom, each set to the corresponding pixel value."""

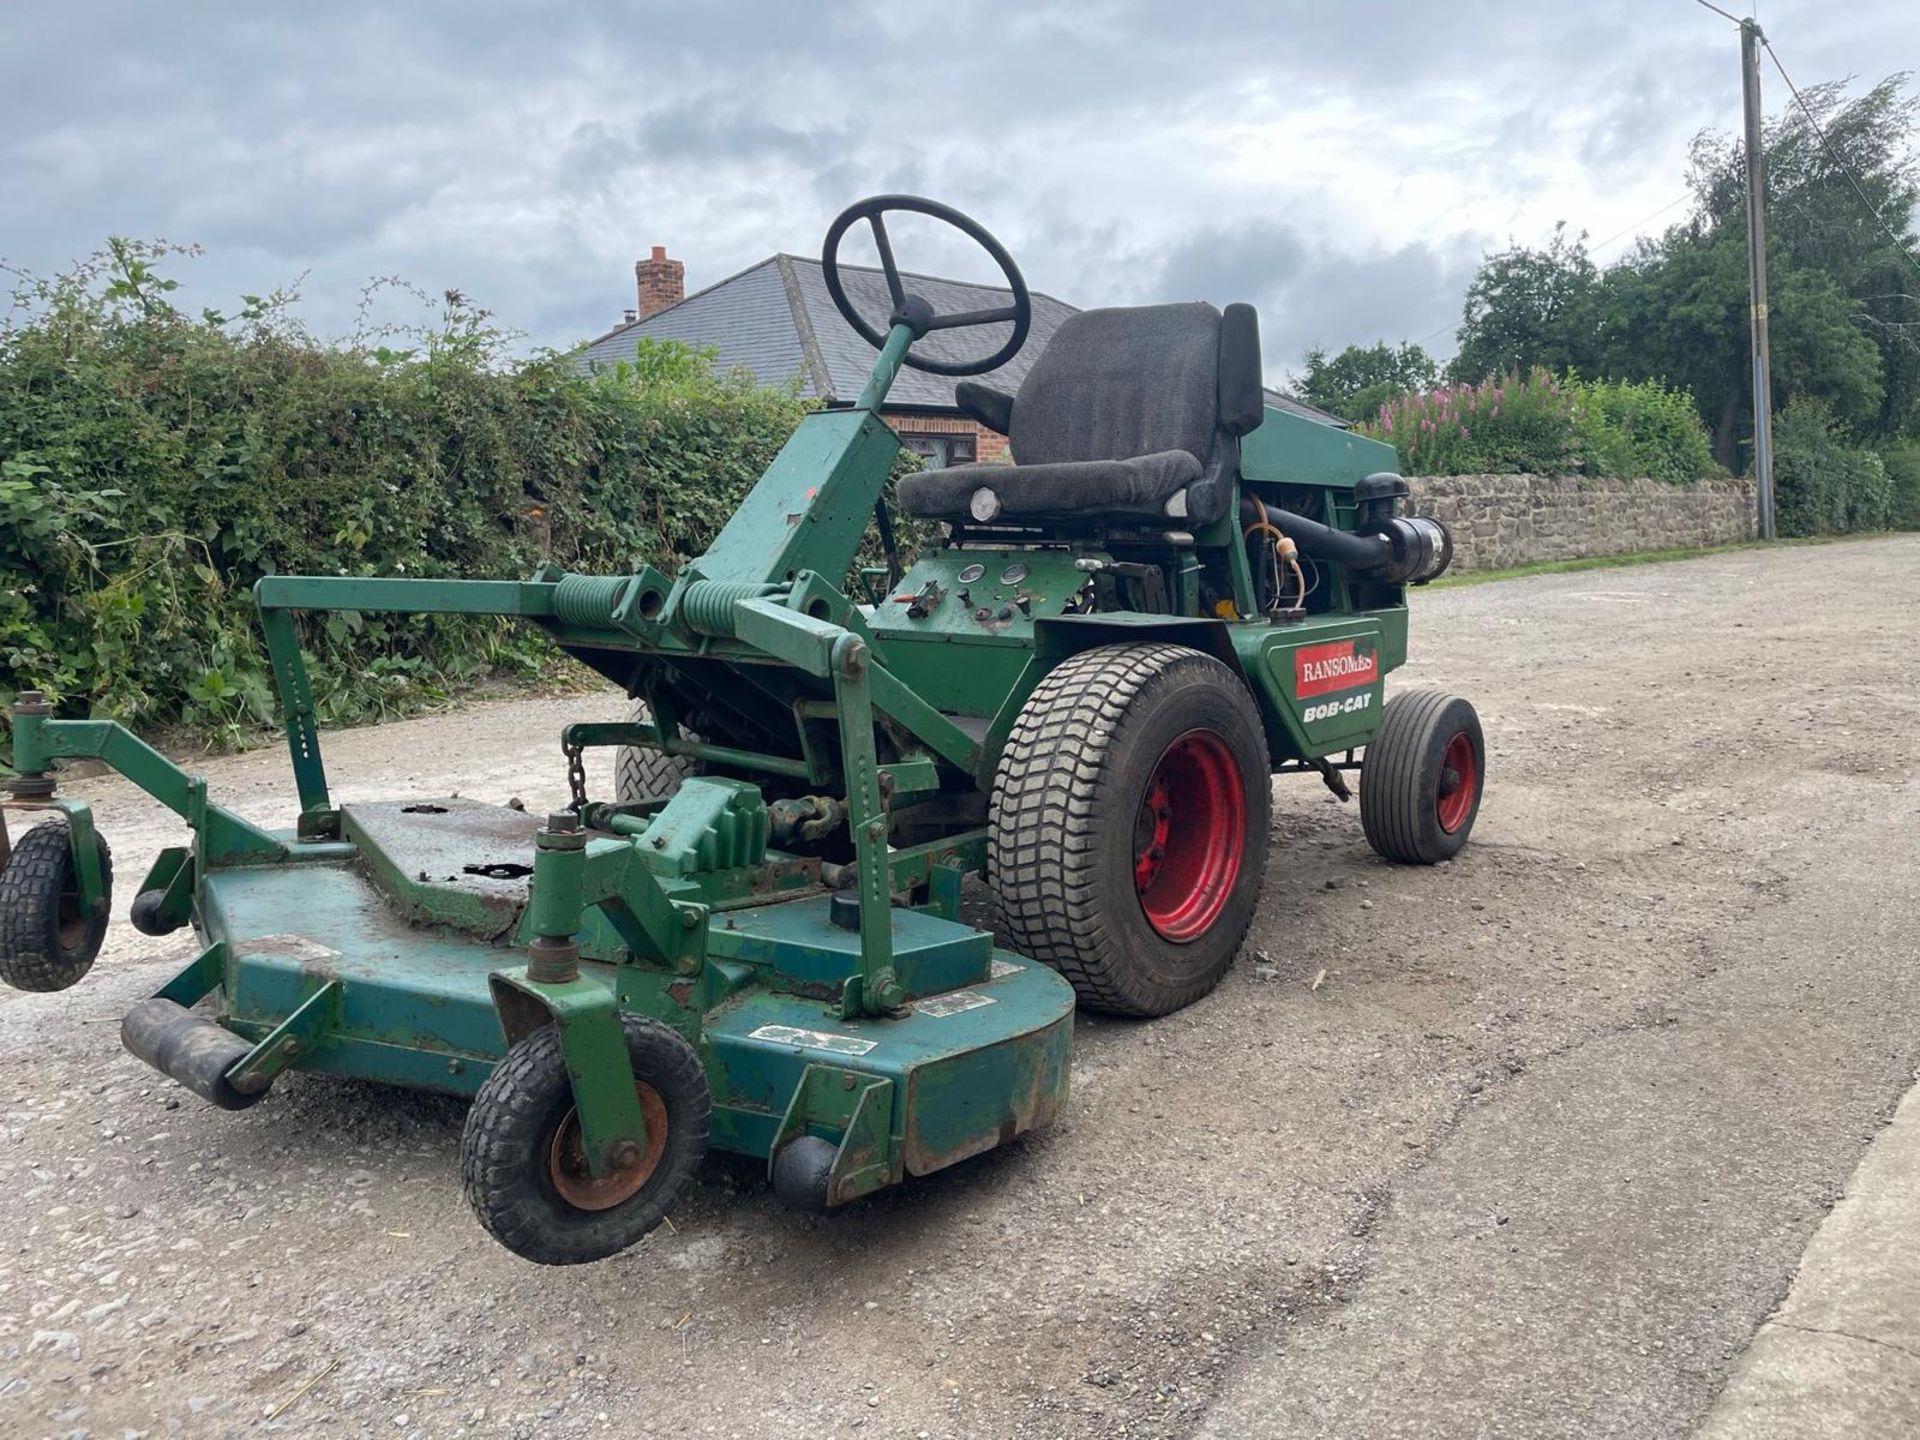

left=1405, top=474, right=1757, bottom=574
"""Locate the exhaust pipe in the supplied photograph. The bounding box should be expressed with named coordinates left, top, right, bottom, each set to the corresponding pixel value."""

left=121, top=998, right=267, bottom=1111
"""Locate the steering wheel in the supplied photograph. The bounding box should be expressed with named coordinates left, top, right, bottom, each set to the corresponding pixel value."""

left=820, top=195, right=1032, bottom=376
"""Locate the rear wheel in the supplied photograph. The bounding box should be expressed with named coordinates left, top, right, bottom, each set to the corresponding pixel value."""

left=990, top=644, right=1270, bottom=1017
left=460, top=1015, right=710, bottom=1266
left=0, top=821, right=113, bottom=993
left=613, top=701, right=702, bottom=805
left=1360, top=690, right=1485, bottom=864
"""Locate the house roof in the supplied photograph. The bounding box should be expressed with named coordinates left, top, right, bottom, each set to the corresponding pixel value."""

left=577, top=255, right=1348, bottom=426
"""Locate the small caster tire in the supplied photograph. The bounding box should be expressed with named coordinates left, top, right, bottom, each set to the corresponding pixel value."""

left=460, top=1014, right=711, bottom=1266
left=129, top=889, right=184, bottom=937
left=1360, top=690, right=1485, bottom=864
left=772, top=1134, right=838, bottom=1214
left=0, top=821, right=112, bottom=993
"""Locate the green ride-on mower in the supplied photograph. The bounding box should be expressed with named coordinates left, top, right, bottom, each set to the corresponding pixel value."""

left=0, top=196, right=1483, bottom=1265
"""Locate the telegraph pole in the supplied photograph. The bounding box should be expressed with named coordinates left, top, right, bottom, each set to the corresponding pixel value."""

left=1741, top=18, right=1777, bottom=540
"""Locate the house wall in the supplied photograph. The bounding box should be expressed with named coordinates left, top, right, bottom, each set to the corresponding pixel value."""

left=883, top=412, right=1010, bottom=465
left=1406, top=474, right=1757, bottom=573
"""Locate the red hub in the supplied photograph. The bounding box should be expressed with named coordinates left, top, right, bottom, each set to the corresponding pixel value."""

left=1132, top=729, right=1246, bottom=942
left=1436, top=731, right=1478, bottom=833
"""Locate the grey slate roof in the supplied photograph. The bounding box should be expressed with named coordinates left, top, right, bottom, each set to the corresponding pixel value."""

left=577, top=255, right=1348, bottom=426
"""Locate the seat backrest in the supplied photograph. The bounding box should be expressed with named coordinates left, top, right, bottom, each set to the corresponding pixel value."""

left=1006, top=301, right=1263, bottom=526
left=1009, top=302, right=1224, bottom=467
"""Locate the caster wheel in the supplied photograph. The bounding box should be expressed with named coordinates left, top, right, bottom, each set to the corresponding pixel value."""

left=129, top=888, right=185, bottom=937
left=1360, top=690, right=1485, bottom=864
left=772, top=1134, right=838, bottom=1213
left=460, top=1015, right=710, bottom=1265
left=0, top=821, right=112, bottom=993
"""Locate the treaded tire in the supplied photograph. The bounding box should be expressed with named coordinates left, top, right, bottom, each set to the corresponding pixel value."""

left=613, top=700, right=702, bottom=805
left=460, top=1014, right=711, bottom=1266
left=0, top=821, right=112, bottom=993
left=989, top=643, right=1271, bottom=1018
left=1360, top=689, right=1485, bottom=865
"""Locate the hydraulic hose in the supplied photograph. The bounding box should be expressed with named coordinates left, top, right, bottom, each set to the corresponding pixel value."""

left=1240, top=497, right=1452, bottom=585
left=1243, top=497, right=1393, bottom=570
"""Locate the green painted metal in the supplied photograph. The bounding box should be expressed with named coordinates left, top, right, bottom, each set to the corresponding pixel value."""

left=634, top=779, right=770, bottom=878
left=493, top=966, right=647, bottom=1179
left=1238, top=405, right=1399, bottom=487
left=9, top=718, right=286, bottom=866
left=684, top=407, right=902, bottom=590
left=772, top=1065, right=898, bottom=1203
left=137, top=845, right=196, bottom=931
left=226, top=979, right=342, bottom=1096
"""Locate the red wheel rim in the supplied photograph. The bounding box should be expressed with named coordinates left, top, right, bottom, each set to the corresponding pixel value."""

left=1436, top=732, right=1478, bottom=834
left=1133, top=729, right=1246, bottom=943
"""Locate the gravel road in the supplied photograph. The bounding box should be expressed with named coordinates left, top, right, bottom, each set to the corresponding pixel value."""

left=3, top=536, right=1917, bottom=1440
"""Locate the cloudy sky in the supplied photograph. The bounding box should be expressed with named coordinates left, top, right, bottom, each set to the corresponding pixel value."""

left=3, top=1, right=1914, bottom=381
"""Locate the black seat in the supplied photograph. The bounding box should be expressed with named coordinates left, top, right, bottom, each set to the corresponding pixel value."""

left=896, top=301, right=1265, bottom=528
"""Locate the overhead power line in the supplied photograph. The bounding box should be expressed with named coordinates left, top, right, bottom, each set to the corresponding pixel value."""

left=1760, top=37, right=1920, bottom=281
left=1690, top=0, right=1745, bottom=27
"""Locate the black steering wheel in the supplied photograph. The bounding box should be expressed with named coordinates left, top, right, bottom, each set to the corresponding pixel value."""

left=820, top=195, right=1032, bottom=376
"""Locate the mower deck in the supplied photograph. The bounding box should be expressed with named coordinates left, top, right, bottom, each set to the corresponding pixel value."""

left=193, top=799, right=1074, bottom=1180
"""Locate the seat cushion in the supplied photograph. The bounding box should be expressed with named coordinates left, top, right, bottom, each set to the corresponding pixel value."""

left=897, top=449, right=1202, bottom=523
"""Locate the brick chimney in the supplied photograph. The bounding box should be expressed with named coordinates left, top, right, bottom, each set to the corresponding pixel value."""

left=634, top=245, right=684, bottom=319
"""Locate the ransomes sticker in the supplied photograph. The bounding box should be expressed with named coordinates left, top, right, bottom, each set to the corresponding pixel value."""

left=747, top=1024, right=877, bottom=1057
left=1294, top=638, right=1379, bottom=699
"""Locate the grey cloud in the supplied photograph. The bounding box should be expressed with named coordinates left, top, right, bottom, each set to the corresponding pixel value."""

left=1, top=0, right=1909, bottom=359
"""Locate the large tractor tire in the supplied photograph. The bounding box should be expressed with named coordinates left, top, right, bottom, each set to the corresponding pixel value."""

left=613, top=701, right=702, bottom=805
left=460, top=1014, right=711, bottom=1266
left=1360, top=689, right=1484, bottom=864
left=990, top=644, right=1270, bottom=1018
left=0, top=821, right=113, bottom=993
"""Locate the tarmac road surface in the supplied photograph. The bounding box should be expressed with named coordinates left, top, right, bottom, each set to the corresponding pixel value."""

left=2, top=535, right=1917, bottom=1439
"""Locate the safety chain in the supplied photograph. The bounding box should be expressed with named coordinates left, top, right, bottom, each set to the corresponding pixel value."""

left=564, top=739, right=588, bottom=814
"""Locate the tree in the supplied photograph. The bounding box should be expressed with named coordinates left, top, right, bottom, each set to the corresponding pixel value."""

left=1444, top=72, right=1919, bottom=467
left=1295, top=340, right=1439, bottom=422
left=1685, top=73, right=1920, bottom=440
left=1447, top=224, right=1599, bottom=384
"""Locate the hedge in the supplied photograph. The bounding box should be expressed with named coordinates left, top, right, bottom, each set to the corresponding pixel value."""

left=1359, top=369, right=1721, bottom=483
left=0, top=242, right=818, bottom=747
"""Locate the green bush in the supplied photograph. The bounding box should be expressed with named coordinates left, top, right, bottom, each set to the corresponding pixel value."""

left=0, top=243, right=810, bottom=744
left=1572, top=377, right=1721, bottom=485
left=1359, top=369, right=1720, bottom=482
left=1881, top=441, right=1920, bottom=530
left=1772, top=397, right=1892, bottom=536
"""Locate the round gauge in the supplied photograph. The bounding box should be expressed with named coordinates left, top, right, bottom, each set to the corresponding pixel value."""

left=999, top=562, right=1030, bottom=584
left=957, top=563, right=987, bottom=584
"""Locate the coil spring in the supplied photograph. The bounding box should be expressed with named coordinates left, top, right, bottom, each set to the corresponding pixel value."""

left=680, top=580, right=777, bottom=637
left=551, top=575, right=630, bottom=628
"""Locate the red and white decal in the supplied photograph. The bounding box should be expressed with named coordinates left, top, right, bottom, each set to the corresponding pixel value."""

left=1294, top=639, right=1378, bottom=699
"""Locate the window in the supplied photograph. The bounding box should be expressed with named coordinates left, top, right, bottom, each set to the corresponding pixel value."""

left=899, top=431, right=978, bottom=469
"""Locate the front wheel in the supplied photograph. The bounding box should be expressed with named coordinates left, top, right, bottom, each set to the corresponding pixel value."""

left=989, top=644, right=1271, bottom=1018
left=0, top=821, right=113, bottom=993
left=460, top=1015, right=711, bottom=1266
left=1360, top=690, right=1485, bottom=864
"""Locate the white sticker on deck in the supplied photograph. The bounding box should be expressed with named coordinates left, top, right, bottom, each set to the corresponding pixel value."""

left=916, top=991, right=997, bottom=1018
left=247, top=934, right=342, bottom=963
left=988, top=958, right=1023, bottom=980
left=747, top=1024, right=877, bottom=1057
